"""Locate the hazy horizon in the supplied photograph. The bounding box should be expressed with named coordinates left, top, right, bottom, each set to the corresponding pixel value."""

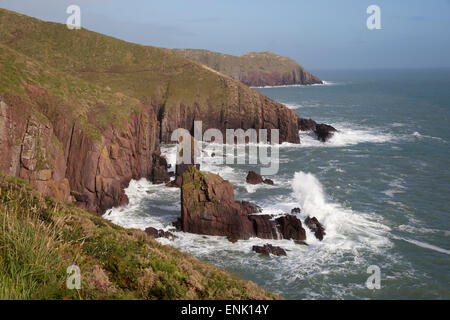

left=1, top=0, right=449, bottom=70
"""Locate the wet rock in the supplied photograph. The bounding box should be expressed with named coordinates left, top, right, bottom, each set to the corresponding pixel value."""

left=294, top=240, right=309, bottom=246
left=297, top=116, right=337, bottom=143
left=172, top=218, right=182, bottom=230
left=145, top=227, right=177, bottom=239
left=298, top=118, right=317, bottom=131
left=314, top=123, right=337, bottom=142
left=249, top=215, right=279, bottom=239
left=246, top=170, right=264, bottom=184
left=291, top=207, right=301, bottom=214
left=275, top=215, right=306, bottom=241
left=305, top=216, right=326, bottom=241
left=252, top=244, right=287, bottom=256
left=246, top=171, right=274, bottom=185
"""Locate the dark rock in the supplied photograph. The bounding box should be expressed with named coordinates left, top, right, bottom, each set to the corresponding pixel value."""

left=305, top=216, right=326, bottom=241
left=276, top=215, right=306, bottom=241
left=252, top=244, right=287, bottom=256
left=246, top=170, right=264, bottom=184
left=246, top=171, right=274, bottom=185
left=314, top=124, right=337, bottom=142
left=298, top=118, right=317, bottom=131
left=145, top=227, right=177, bottom=239
left=291, top=207, right=301, bottom=214
left=297, top=116, right=337, bottom=143
left=249, top=215, right=279, bottom=239
left=172, top=218, right=182, bottom=230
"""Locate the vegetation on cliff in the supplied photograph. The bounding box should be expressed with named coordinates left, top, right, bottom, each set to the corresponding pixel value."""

left=0, top=8, right=299, bottom=213
left=0, top=172, right=279, bottom=299
left=173, top=49, right=322, bottom=87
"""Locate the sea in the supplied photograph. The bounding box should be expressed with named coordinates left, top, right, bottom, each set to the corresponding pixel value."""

left=104, top=69, right=450, bottom=299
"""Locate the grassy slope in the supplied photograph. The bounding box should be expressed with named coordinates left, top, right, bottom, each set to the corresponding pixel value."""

left=0, top=9, right=239, bottom=116
left=0, top=172, right=279, bottom=300
left=172, top=49, right=306, bottom=78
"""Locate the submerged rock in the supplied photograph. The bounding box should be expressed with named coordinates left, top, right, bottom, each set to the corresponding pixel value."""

left=276, top=215, right=306, bottom=241
left=305, top=216, right=326, bottom=241
left=252, top=244, right=287, bottom=256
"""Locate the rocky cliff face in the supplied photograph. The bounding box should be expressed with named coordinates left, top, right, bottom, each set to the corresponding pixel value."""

left=0, top=8, right=301, bottom=214
left=173, top=49, right=322, bottom=87
left=0, top=94, right=160, bottom=213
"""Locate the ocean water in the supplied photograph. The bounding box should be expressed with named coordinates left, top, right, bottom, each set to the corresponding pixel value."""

left=105, top=69, right=450, bottom=299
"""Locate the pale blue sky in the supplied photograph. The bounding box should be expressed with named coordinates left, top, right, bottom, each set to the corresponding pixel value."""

left=1, top=0, right=449, bottom=69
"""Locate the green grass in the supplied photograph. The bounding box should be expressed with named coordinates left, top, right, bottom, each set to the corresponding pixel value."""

left=173, top=49, right=302, bottom=75
left=0, top=172, right=280, bottom=300
left=0, top=8, right=279, bottom=143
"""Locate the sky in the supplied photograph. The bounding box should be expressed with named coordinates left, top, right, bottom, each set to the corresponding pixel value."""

left=1, top=0, right=449, bottom=70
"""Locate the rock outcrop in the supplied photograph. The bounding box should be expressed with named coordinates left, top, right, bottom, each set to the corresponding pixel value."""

left=298, top=117, right=337, bottom=142
left=314, top=124, right=337, bottom=143
left=246, top=171, right=274, bottom=185
left=173, top=49, right=323, bottom=87
left=252, top=244, right=287, bottom=256
left=145, top=227, right=177, bottom=239
left=305, top=216, right=326, bottom=241
left=180, top=167, right=306, bottom=240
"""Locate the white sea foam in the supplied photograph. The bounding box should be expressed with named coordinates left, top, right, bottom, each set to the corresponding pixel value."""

left=279, top=123, right=395, bottom=148
left=251, top=81, right=340, bottom=89
left=105, top=178, right=180, bottom=230
left=291, top=171, right=391, bottom=249
left=392, top=235, right=450, bottom=255
left=382, top=178, right=407, bottom=198
left=105, top=168, right=394, bottom=299
left=411, top=131, right=446, bottom=143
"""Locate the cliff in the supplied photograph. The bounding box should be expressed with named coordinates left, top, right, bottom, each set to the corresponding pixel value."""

left=173, top=49, right=322, bottom=87
left=0, top=8, right=300, bottom=214
left=0, top=173, right=279, bottom=299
